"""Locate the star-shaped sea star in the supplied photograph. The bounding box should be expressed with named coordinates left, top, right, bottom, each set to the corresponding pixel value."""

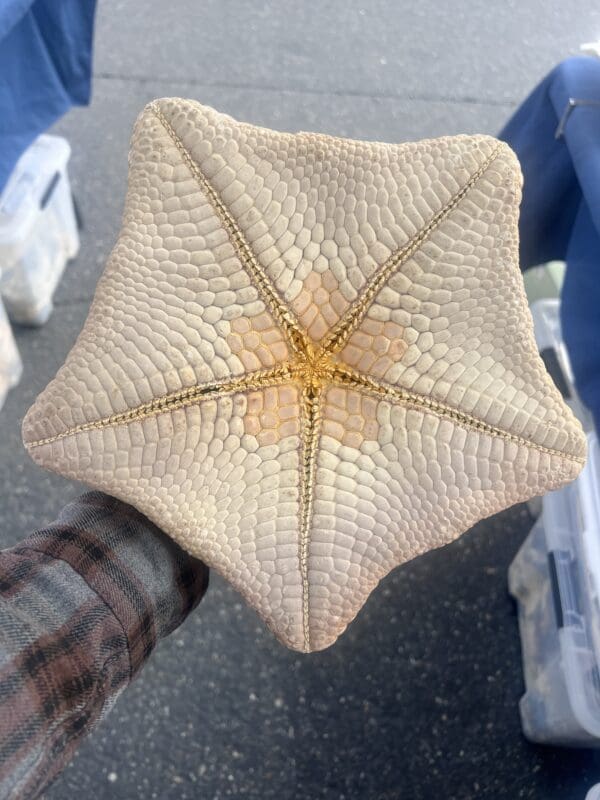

left=23, top=100, right=586, bottom=652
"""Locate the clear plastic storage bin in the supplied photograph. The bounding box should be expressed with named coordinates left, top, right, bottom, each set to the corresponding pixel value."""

left=509, top=431, right=600, bottom=747
left=0, top=134, right=79, bottom=326
left=0, top=289, right=22, bottom=411
left=509, top=298, right=600, bottom=747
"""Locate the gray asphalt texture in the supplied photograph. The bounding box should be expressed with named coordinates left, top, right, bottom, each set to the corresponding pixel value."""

left=2, top=1, right=600, bottom=797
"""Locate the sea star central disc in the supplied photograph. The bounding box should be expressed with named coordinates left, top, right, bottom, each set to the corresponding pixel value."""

left=22, top=99, right=586, bottom=652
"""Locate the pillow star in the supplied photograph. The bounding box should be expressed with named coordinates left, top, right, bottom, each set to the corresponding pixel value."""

left=23, top=99, right=586, bottom=652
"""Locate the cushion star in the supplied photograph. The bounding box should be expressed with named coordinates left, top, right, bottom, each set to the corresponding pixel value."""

left=22, top=99, right=586, bottom=653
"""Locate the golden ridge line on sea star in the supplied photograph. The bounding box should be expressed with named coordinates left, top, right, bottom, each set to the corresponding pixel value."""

left=25, top=357, right=586, bottom=462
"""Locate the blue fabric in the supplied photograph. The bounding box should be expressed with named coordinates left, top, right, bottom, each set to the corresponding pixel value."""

left=500, top=57, right=600, bottom=433
left=0, top=0, right=97, bottom=193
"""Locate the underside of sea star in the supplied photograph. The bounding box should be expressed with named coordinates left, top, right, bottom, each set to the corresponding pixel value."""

left=22, top=100, right=586, bottom=652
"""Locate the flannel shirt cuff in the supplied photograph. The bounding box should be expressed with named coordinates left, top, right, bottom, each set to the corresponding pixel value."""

left=22, top=491, right=209, bottom=677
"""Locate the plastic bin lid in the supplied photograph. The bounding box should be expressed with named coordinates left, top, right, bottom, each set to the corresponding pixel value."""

left=530, top=298, right=563, bottom=351
left=0, top=135, right=71, bottom=257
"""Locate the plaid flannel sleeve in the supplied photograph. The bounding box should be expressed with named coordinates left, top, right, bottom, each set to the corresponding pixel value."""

left=0, top=492, right=209, bottom=800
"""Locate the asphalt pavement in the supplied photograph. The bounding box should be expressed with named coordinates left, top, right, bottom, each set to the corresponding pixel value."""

left=2, top=1, right=600, bottom=797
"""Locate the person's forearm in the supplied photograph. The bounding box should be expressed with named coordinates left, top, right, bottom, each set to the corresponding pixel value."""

left=0, top=492, right=208, bottom=800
